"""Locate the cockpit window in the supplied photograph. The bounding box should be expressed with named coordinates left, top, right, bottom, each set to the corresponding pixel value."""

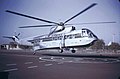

left=85, top=28, right=98, bottom=39
left=82, top=30, right=87, bottom=37
left=82, top=28, right=95, bottom=38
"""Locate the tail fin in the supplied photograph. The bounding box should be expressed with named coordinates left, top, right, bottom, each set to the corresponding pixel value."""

left=3, top=33, right=20, bottom=44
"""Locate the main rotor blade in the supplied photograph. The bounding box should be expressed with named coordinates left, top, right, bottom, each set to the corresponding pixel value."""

left=64, top=3, right=97, bottom=24
left=19, top=25, right=55, bottom=28
left=3, top=36, right=13, bottom=39
left=6, top=10, right=59, bottom=25
left=65, top=21, right=116, bottom=25
left=48, top=26, right=58, bottom=36
left=17, top=33, right=20, bottom=36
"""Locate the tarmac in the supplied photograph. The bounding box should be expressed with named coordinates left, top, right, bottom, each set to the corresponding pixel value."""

left=0, top=50, right=120, bottom=79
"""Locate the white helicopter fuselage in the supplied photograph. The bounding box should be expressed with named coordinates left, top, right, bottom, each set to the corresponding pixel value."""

left=32, top=26, right=98, bottom=51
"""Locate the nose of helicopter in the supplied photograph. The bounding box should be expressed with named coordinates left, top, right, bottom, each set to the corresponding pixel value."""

left=94, top=34, right=98, bottom=40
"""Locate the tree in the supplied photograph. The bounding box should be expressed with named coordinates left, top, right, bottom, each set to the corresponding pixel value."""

left=108, top=42, right=120, bottom=51
left=90, top=39, right=105, bottom=49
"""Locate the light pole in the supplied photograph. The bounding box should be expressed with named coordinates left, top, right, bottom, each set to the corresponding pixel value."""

left=119, top=32, right=120, bottom=44
left=112, top=33, right=115, bottom=43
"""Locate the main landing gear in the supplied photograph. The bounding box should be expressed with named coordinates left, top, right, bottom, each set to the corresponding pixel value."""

left=71, top=49, right=76, bottom=53
left=58, top=48, right=76, bottom=53
left=33, top=51, right=36, bottom=55
left=71, top=48, right=76, bottom=53
left=58, top=49, right=63, bottom=53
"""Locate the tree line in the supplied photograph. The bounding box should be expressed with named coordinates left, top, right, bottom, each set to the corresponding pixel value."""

left=90, top=39, right=120, bottom=51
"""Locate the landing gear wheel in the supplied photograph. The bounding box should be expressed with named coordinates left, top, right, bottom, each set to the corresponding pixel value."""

left=59, top=49, right=63, bottom=53
left=33, top=51, right=36, bottom=55
left=71, top=50, right=76, bottom=53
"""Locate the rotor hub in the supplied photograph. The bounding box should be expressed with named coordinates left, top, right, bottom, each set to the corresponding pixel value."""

left=59, top=22, right=64, bottom=26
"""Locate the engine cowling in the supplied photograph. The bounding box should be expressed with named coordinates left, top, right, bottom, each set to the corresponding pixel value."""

left=50, top=26, right=65, bottom=33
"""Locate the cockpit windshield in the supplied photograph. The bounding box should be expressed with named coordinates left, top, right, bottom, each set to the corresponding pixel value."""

left=82, top=28, right=98, bottom=39
left=87, top=30, right=93, bottom=37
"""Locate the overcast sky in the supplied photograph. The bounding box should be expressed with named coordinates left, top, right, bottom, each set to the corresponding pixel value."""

left=0, top=0, right=120, bottom=45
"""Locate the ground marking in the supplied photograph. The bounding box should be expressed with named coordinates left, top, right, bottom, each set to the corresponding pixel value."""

left=24, top=62, right=33, bottom=64
left=3, top=68, right=18, bottom=72
left=6, top=63, right=17, bottom=66
left=39, top=61, right=45, bottom=63
left=27, top=66, right=38, bottom=69
left=58, top=62, right=64, bottom=64
left=44, top=64, right=53, bottom=66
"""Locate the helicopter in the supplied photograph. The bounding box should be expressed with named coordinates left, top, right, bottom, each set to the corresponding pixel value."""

left=5, top=3, right=115, bottom=54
